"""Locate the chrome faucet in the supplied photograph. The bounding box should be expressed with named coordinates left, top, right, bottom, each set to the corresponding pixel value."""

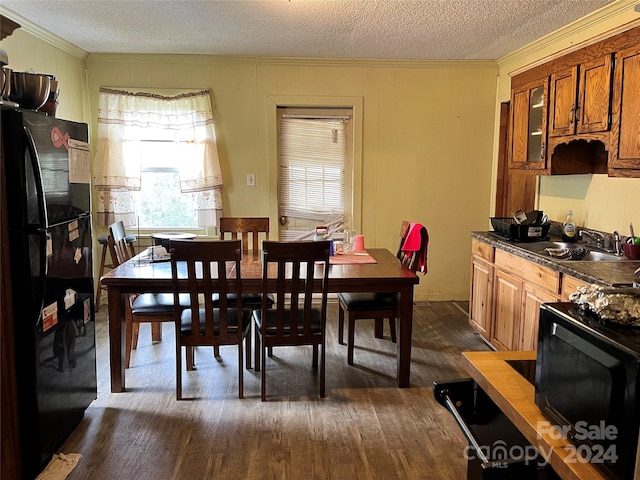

left=613, top=231, right=622, bottom=255
left=578, top=229, right=605, bottom=249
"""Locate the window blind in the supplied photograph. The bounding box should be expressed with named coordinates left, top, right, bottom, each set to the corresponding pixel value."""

left=278, top=117, right=347, bottom=228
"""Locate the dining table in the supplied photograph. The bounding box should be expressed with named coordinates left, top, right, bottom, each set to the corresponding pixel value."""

left=101, top=247, right=420, bottom=393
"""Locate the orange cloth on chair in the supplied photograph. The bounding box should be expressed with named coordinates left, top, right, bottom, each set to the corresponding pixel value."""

left=401, top=222, right=429, bottom=274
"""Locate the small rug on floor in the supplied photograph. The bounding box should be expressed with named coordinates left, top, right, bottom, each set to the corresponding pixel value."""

left=36, top=453, right=81, bottom=480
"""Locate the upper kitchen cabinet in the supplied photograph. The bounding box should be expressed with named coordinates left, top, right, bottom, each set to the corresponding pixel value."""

left=507, top=24, right=640, bottom=179
left=548, top=66, right=578, bottom=137
left=548, top=55, right=612, bottom=138
left=610, top=45, right=640, bottom=175
left=508, top=78, right=548, bottom=171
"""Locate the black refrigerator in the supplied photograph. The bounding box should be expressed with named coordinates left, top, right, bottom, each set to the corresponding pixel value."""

left=2, top=107, right=97, bottom=479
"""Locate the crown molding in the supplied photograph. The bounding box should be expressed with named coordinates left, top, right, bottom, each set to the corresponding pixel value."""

left=0, top=6, right=87, bottom=60
left=86, top=52, right=497, bottom=70
left=498, top=0, right=640, bottom=75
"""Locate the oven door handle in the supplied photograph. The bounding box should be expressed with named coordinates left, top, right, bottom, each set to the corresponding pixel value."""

left=441, top=390, right=490, bottom=464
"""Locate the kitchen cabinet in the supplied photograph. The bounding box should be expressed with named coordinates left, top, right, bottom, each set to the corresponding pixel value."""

left=508, top=78, right=548, bottom=171
left=519, top=283, right=559, bottom=351
left=548, top=56, right=612, bottom=138
left=492, top=268, right=521, bottom=351
left=492, top=249, right=560, bottom=351
left=468, top=239, right=564, bottom=352
left=469, top=240, right=494, bottom=339
left=610, top=45, right=640, bottom=173
left=560, top=274, right=590, bottom=302
left=548, top=66, right=578, bottom=137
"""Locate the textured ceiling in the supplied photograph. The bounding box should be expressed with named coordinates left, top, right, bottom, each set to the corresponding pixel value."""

left=1, top=0, right=617, bottom=60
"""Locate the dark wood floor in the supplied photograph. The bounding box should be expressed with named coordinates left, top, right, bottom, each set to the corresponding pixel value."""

left=61, top=301, right=491, bottom=479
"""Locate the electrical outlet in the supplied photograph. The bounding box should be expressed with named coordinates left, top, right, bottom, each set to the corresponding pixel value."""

left=246, top=174, right=256, bottom=186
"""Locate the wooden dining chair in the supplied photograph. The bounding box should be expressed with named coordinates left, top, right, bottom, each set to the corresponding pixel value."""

left=253, top=240, right=331, bottom=401
left=214, top=217, right=274, bottom=324
left=170, top=239, right=252, bottom=400
left=108, top=221, right=178, bottom=368
left=337, top=221, right=428, bottom=366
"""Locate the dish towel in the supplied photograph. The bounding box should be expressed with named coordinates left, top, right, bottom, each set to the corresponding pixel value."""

left=401, top=222, right=429, bottom=274
left=36, top=453, right=82, bottom=480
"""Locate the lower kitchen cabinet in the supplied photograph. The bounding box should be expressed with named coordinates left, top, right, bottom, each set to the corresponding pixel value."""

left=469, top=239, right=564, bottom=352
left=469, top=249, right=494, bottom=339
left=560, top=274, right=590, bottom=301
left=519, top=284, right=559, bottom=351
left=492, top=268, right=522, bottom=350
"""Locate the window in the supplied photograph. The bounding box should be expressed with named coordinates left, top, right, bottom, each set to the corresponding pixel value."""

left=94, top=88, right=223, bottom=230
left=128, top=141, right=198, bottom=228
left=277, top=108, right=352, bottom=240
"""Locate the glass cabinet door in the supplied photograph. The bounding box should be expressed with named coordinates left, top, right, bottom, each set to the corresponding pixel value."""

left=509, top=78, right=548, bottom=170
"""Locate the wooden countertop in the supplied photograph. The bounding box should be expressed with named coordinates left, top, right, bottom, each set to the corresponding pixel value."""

left=462, top=351, right=606, bottom=480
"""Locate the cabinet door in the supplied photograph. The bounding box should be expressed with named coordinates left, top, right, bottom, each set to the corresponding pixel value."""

left=519, top=284, right=559, bottom=351
left=611, top=46, right=640, bottom=170
left=577, top=55, right=612, bottom=134
left=561, top=275, right=589, bottom=302
left=549, top=66, right=578, bottom=137
left=469, top=256, right=493, bottom=339
left=491, top=269, right=521, bottom=351
left=509, top=79, right=548, bottom=170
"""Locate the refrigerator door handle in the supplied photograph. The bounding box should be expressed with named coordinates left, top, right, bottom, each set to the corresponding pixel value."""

left=24, top=127, right=48, bottom=229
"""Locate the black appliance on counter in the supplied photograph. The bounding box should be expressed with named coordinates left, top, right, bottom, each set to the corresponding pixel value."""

left=2, top=108, right=96, bottom=479
left=536, top=303, right=640, bottom=480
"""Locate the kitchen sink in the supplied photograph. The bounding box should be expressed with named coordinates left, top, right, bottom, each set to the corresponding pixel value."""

left=519, top=241, right=626, bottom=262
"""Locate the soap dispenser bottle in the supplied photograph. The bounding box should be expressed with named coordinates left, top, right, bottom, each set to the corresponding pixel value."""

left=562, top=210, right=577, bottom=242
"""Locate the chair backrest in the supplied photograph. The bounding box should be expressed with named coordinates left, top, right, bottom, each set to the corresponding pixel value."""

left=396, top=220, right=428, bottom=273
left=169, top=239, right=243, bottom=341
left=219, top=217, right=269, bottom=253
left=108, top=221, right=132, bottom=267
left=260, top=240, right=330, bottom=339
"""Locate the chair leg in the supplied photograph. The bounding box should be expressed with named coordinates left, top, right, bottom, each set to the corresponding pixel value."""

left=131, top=323, right=140, bottom=350
left=176, top=341, right=182, bottom=401
left=187, top=346, right=196, bottom=372
left=95, top=278, right=103, bottom=311
left=320, top=343, right=325, bottom=398
left=338, top=303, right=345, bottom=345
left=95, top=242, right=109, bottom=310
left=261, top=341, right=267, bottom=401
left=374, top=318, right=384, bottom=338
left=237, top=342, right=244, bottom=399
left=268, top=346, right=274, bottom=357
left=125, top=313, right=133, bottom=369
left=347, top=314, right=356, bottom=366
left=312, top=345, right=318, bottom=369
left=389, top=318, right=397, bottom=343
left=151, top=323, right=162, bottom=342
left=213, top=345, right=221, bottom=357
left=245, top=330, right=252, bottom=370
left=254, top=328, right=261, bottom=371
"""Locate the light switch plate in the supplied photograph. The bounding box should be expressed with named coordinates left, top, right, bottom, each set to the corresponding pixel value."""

left=247, top=174, right=256, bottom=186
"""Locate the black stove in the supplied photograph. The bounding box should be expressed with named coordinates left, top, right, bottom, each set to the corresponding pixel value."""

left=505, top=359, right=536, bottom=385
